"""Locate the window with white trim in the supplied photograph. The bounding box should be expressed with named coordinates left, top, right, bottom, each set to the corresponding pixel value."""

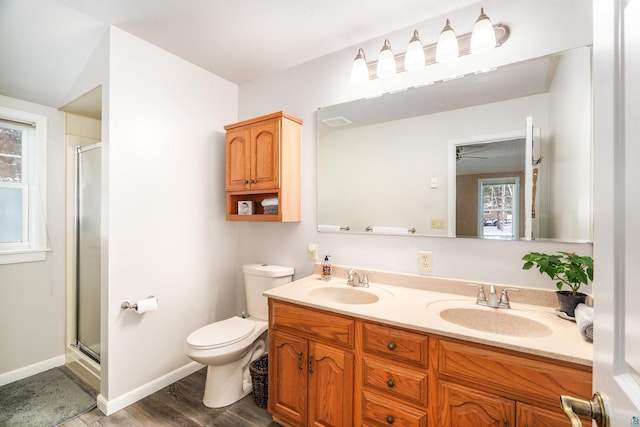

left=0, top=106, right=48, bottom=264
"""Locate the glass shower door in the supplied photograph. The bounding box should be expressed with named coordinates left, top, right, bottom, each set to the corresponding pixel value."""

left=76, top=144, right=101, bottom=362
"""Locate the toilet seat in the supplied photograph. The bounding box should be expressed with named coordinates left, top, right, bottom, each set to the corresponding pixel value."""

left=186, top=316, right=255, bottom=350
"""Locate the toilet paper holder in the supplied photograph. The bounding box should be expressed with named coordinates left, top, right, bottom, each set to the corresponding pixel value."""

left=121, top=295, right=157, bottom=311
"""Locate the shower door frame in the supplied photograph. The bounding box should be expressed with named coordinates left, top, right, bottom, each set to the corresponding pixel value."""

left=74, top=142, right=102, bottom=363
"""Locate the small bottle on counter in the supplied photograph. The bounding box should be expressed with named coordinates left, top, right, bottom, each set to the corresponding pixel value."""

left=321, top=255, right=332, bottom=281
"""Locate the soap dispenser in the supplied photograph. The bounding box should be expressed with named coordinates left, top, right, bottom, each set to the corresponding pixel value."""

left=321, top=255, right=332, bottom=281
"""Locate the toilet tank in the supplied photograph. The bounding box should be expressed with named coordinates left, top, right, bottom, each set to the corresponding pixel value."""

left=244, top=263, right=294, bottom=320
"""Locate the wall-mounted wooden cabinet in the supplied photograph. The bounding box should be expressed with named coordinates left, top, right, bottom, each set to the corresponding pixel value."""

left=224, top=111, right=302, bottom=222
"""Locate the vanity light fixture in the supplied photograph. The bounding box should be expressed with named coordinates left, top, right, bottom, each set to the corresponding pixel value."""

left=376, top=39, right=397, bottom=79
left=435, top=19, right=459, bottom=63
left=404, top=30, right=426, bottom=71
left=470, top=8, right=497, bottom=54
left=350, top=9, right=509, bottom=85
left=350, top=48, right=369, bottom=85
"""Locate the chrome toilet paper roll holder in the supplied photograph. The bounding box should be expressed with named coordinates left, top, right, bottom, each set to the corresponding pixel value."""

left=121, top=295, right=157, bottom=310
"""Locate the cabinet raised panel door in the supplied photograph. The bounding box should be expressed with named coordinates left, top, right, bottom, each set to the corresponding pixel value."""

left=440, top=381, right=515, bottom=427
left=516, top=402, right=591, bottom=427
left=225, top=128, right=250, bottom=191
left=308, top=341, right=354, bottom=427
left=250, top=119, right=280, bottom=190
left=269, top=332, right=307, bottom=426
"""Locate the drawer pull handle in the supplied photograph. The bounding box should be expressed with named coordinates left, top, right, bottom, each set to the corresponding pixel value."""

left=387, top=342, right=396, bottom=350
left=308, top=354, right=314, bottom=375
left=386, top=415, right=395, bottom=424
left=297, top=352, right=303, bottom=373
left=386, top=379, right=395, bottom=388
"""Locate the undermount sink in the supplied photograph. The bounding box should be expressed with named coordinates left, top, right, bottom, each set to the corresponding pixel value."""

left=308, top=286, right=380, bottom=305
left=438, top=307, right=553, bottom=338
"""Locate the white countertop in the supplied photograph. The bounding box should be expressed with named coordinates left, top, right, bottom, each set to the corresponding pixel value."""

left=264, top=274, right=593, bottom=367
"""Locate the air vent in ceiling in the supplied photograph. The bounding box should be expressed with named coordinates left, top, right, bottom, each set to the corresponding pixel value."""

left=321, top=116, right=353, bottom=127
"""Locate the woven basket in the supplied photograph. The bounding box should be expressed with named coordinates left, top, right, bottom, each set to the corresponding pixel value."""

left=249, top=354, right=269, bottom=408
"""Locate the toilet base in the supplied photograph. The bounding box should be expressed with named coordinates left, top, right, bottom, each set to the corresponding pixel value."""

left=201, top=336, right=266, bottom=408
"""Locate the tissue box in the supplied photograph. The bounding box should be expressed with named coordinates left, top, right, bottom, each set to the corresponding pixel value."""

left=237, top=201, right=255, bottom=215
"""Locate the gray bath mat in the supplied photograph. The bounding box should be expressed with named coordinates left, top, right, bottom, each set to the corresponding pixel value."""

left=0, top=366, right=97, bottom=426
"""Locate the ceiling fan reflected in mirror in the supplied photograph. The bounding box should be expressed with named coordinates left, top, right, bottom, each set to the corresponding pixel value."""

left=456, top=146, right=489, bottom=162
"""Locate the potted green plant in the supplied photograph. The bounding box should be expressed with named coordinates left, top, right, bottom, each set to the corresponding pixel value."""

left=521, top=251, right=594, bottom=317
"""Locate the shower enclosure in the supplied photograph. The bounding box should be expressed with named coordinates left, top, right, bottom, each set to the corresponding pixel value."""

left=74, top=143, right=101, bottom=362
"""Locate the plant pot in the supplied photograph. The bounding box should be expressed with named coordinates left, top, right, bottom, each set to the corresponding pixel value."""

left=556, top=291, right=588, bottom=318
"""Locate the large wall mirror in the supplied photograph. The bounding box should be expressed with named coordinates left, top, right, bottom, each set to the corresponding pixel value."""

left=317, top=46, right=592, bottom=243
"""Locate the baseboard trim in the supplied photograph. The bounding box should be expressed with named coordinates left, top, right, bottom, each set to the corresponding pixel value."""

left=97, top=361, right=203, bottom=415
left=0, top=355, right=66, bottom=387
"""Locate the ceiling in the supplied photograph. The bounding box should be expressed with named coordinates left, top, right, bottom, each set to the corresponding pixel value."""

left=0, top=0, right=479, bottom=110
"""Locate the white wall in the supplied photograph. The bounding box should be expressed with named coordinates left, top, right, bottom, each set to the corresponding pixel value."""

left=548, top=47, right=592, bottom=241
left=236, top=1, right=594, bottom=293
left=102, top=27, right=238, bottom=408
left=0, top=95, right=66, bottom=383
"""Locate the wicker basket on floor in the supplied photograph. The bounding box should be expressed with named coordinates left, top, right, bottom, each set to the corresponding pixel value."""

left=249, top=354, right=269, bottom=408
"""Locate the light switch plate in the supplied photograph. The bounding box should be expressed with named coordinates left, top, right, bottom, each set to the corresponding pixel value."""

left=307, top=243, right=318, bottom=261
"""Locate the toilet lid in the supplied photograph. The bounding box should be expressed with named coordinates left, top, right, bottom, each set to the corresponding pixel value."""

left=186, top=316, right=255, bottom=349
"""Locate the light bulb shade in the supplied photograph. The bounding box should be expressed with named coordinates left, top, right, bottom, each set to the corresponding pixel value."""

left=404, top=30, right=425, bottom=71
left=470, top=8, right=497, bottom=54
left=376, top=39, right=397, bottom=79
left=350, top=48, right=369, bottom=85
left=435, top=20, right=459, bottom=63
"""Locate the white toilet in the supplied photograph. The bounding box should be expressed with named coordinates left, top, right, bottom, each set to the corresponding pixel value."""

left=185, top=263, right=294, bottom=408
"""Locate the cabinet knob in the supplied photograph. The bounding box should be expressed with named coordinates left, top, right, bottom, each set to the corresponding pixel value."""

left=386, top=379, right=395, bottom=388
left=243, top=179, right=249, bottom=184
left=387, top=342, right=396, bottom=350
left=386, top=415, right=395, bottom=424
left=250, top=179, right=255, bottom=184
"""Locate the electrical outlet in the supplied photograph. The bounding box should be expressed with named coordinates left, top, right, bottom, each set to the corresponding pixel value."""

left=418, top=251, right=432, bottom=273
left=307, top=243, right=318, bottom=261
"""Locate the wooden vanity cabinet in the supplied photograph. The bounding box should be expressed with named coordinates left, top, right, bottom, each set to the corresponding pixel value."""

left=224, top=111, right=302, bottom=222
left=268, top=300, right=355, bottom=427
left=268, top=300, right=592, bottom=427
left=435, top=338, right=592, bottom=427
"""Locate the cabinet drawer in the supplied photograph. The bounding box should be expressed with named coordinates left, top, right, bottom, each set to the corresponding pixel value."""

left=361, top=390, right=427, bottom=427
left=269, top=300, right=355, bottom=347
left=362, top=322, right=429, bottom=367
left=362, top=356, right=428, bottom=407
left=437, top=338, right=592, bottom=407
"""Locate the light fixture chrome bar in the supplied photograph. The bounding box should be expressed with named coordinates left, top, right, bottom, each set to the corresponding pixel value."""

left=364, top=24, right=510, bottom=80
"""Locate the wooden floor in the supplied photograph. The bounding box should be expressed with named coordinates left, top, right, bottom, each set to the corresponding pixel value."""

left=61, top=368, right=283, bottom=427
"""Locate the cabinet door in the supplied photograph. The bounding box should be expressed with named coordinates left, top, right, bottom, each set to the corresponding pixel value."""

left=269, top=331, right=308, bottom=427
left=439, top=381, right=515, bottom=427
left=516, top=402, right=591, bottom=427
left=308, top=341, right=354, bottom=427
left=225, top=127, right=250, bottom=191
left=250, top=118, right=280, bottom=190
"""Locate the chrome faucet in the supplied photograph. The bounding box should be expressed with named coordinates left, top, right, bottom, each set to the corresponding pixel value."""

left=468, top=284, right=519, bottom=309
left=347, top=269, right=371, bottom=287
